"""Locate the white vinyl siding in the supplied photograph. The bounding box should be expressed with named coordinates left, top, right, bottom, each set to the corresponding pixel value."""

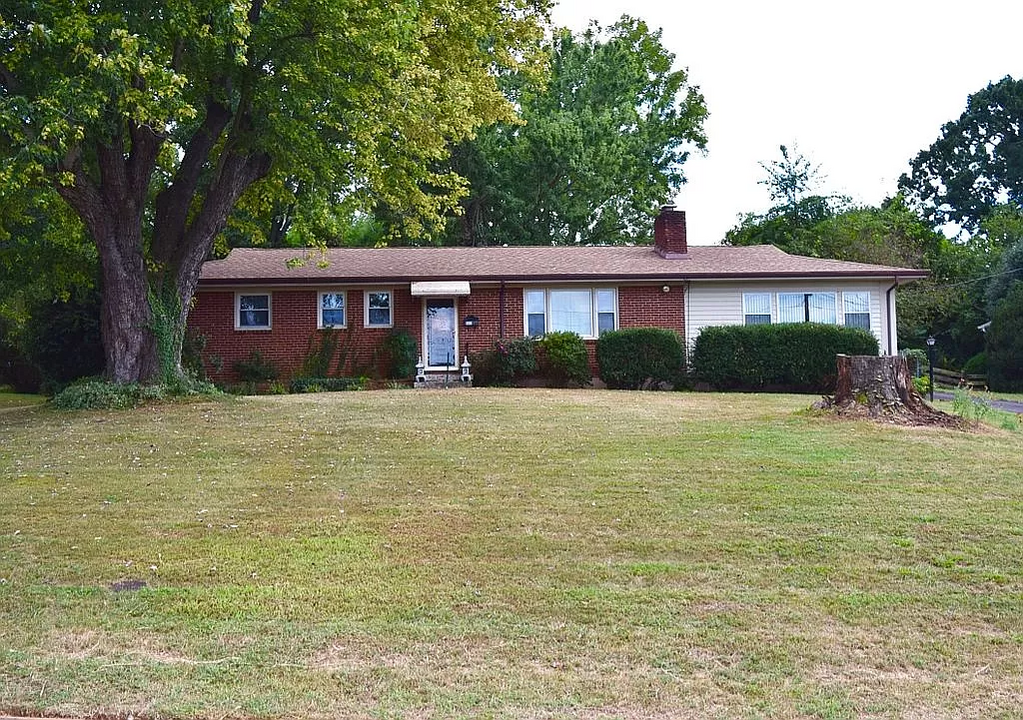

left=686, top=281, right=892, bottom=353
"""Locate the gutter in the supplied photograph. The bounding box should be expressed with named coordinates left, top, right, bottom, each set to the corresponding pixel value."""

left=196, top=270, right=930, bottom=287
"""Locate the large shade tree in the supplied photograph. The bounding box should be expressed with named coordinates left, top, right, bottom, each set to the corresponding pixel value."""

left=0, top=0, right=549, bottom=383
left=899, top=76, right=1023, bottom=234
left=445, top=16, right=707, bottom=246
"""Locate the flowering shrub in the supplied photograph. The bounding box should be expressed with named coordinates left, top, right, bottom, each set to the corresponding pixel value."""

left=469, top=337, right=538, bottom=386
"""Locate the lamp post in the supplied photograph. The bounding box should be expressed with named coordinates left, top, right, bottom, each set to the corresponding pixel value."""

left=926, top=336, right=936, bottom=402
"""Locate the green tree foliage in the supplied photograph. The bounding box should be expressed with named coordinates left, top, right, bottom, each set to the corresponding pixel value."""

left=986, top=282, right=1023, bottom=392
left=899, top=76, right=1023, bottom=233
left=0, top=0, right=549, bottom=383
left=447, top=16, right=708, bottom=246
left=982, top=206, right=1023, bottom=311
left=724, top=145, right=847, bottom=255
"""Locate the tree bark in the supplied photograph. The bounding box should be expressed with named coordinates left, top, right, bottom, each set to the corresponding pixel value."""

left=832, top=354, right=954, bottom=424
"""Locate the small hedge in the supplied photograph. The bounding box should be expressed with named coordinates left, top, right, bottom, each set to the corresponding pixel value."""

left=597, top=327, right=686, bottom=389
left=52, top=377, right=221, bottom=410
left=537, top=331, right=590, bottom=387
left=288, top=376, right=367, bottom=393
left=469, top=337, right=538, bottom=387
left=690, top=323, right=879, bottom=392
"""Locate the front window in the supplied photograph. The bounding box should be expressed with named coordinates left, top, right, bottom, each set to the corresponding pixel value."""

left=778, top=292, right=836, bottom=324
left=525, top=289, right=546, bottom=337
left=525, top=288, right=617, bottom=338
left=743, top=293, right=771, bottom=325
left=843, top=291, right=870, bottom=330
left=236, top=293, right=271, bottom=329
left=319, top=291, right=346, bottom=328
left=365, top=290, right=392, bottom=328
left=549, top=289, right=593, bottom=337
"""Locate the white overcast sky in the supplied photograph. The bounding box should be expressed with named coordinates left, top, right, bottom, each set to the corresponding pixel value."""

left=550, top=0, right=1023, bottom=245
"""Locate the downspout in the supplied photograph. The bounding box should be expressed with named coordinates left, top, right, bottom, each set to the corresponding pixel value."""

left=885, top=278, right=898, bottom=356
left=499, top=280, right=506, bottom=339
left=683, top=281, right=691, bottom=360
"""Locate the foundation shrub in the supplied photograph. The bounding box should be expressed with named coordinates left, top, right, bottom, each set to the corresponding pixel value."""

left=691, top=323, right=879, bottom=392
left=597, top=327, right=686, bottom=389
left=468, top=337, right=537, bottom=387
left=537, top=331, right=590, bottom=388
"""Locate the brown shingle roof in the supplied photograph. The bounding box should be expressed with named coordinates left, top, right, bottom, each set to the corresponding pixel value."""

left=198, top=245, right=928, bottom=285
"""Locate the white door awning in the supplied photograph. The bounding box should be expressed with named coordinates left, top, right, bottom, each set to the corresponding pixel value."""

left=410, top=281, right=470, bottom=296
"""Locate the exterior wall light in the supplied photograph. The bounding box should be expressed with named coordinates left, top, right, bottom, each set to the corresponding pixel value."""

left=662, top=285, right=671, bottom=293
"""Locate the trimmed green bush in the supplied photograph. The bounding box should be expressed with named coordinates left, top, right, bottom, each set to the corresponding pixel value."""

left=468, top=337, right=538, bottom=387
left=288, top=376, right=367, bottom=393
left=597, top=327, right=686, bottom=389
left=537, top=331, right=590, bottom=387
left=690, top=323, right=880, bottom=392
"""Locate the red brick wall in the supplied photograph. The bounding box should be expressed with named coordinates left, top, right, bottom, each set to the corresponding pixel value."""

left=190, top=287, right=423, bottom=382
left=188, top=282, right=683, bottom=382
left=619, top=284, right=684, bottom=331
left=457, top=285, right=524, bottom=359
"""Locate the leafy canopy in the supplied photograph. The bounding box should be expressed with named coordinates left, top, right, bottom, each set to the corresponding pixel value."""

left=0, top=0, right=550, bottom=239
left=899, top=76, right=1023, bottom=234
left=1, top=0, right=550, bottom=382
left=445, top=16, right=707, bottom=246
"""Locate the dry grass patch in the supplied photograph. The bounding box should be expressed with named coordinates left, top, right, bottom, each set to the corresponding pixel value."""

left=1, top=389, right=1022, bottom=719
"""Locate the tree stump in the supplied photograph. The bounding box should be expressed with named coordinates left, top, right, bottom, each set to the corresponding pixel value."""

left=829, top=354, right=959, bottom=426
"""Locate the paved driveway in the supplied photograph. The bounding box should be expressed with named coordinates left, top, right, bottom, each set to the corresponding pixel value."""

left=933, top=390, right=1023, bottom=414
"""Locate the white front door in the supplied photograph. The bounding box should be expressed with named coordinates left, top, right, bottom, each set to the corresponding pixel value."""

left=424, top=298, right=458, bottom=369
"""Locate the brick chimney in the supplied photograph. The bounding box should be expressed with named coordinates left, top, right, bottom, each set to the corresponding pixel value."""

left=654, top=205, right=688, bottom=258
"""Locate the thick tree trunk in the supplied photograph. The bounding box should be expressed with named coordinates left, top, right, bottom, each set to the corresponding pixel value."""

left=830, top=354, right=957, bottom=425
left=54, top=100, right=270, bottom=385
left=97, top=237, right=159, bottom=384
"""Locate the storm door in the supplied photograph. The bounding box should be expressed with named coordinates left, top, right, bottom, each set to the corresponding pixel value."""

left=424, top=298, right=457, bottom=369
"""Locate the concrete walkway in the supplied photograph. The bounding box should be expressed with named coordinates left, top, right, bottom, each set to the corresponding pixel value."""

left=932, top=390, right=1023, bottom=414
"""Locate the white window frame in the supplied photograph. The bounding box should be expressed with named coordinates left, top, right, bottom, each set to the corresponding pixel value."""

left=317, top=290, right=347, bottom=329
left=843, top=291, right=871, bottom=330
left=742, top=292, right=772, bottom=325
left=364, top=289, right=394, bottom=329
left=777, top=291, right=837, bottom=324
left=523, top=287, right=618, bottom=339
left=235, top=291, right=272, bottom=330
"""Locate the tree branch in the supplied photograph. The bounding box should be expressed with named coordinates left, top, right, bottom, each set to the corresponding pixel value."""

left=127, top=121, right=163, bottom=212
left=151, top=98, right=232, bottom=262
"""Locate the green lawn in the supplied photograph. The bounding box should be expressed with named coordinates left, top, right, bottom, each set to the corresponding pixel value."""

left=1, top=389, right=1021, bottom=719
left=0, top=391, right=45, bottom=410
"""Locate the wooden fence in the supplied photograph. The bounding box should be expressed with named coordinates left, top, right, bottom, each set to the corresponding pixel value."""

left=931, top=366, right=988, bottom=390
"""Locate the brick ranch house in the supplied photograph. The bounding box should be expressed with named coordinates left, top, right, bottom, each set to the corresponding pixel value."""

left=189, top=207, right=928, bottom=383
